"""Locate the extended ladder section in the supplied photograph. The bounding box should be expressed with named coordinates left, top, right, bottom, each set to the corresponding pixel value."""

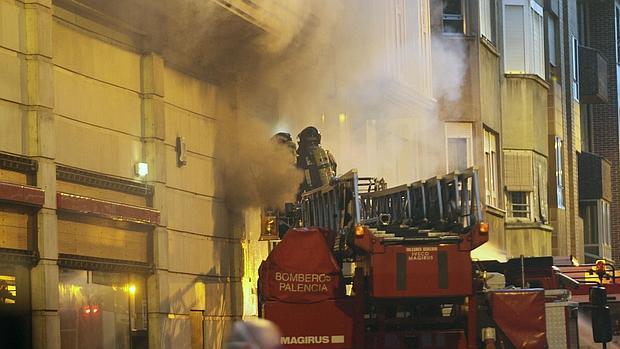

left=300, top=170, right=363, bottom=234
left=300, top=167, right=483, bottom=246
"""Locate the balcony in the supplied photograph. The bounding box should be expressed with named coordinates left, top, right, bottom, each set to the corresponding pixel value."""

left=579, top=46, right=609, bottom=104
left=215, top=0, right=307, bottom=37
left=578, top=152, right=611, bottom=201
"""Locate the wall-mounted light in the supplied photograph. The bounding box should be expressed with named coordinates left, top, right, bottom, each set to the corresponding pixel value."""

left=176, top=136, right=187, bottom=167
left=135, top=162, right=149, bottom=177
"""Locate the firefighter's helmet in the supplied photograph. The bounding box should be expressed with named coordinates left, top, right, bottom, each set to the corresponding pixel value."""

left=272, top=132, right=293, bottom=145
left=298, top=126, right=321, bottom=145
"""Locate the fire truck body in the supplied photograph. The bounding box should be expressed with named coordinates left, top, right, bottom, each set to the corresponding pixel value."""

left=259, top=168, right=587, bottom=348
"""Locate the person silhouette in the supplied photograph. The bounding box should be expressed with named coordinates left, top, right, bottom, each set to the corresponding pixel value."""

left=224, top=319, right=282, bottom=349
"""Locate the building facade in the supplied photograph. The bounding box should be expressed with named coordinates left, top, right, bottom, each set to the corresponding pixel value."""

left=0, top=0, right=274, bottom=348
left=1, top=0, right=620, bottom=348
left=429, top=0, right=620, bottom=264
left=576, top=0, right=620, bottom=263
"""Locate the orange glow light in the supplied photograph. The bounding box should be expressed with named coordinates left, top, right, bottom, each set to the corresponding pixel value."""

left=354, top=225, right=365, bottom=237
left=596, top=260, right=606, bottom=273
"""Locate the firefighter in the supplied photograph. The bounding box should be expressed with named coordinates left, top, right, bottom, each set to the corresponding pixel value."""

left=271, top=132, right=297, bottom=161
left=296, top=126, right=337, bottom=192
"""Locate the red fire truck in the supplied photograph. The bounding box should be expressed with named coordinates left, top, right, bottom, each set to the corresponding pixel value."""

left=258, top=168, right=616, bottom=348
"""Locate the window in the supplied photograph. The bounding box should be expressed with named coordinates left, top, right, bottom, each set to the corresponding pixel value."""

left=571, top=35, right=579, bottom=100
left=548, top=16, right=557, bottom=67
left=503, top=0, right=545, bottom=78
left=555, top=137, right=564, bottom=209
left=616, top=6, right=620, bottom=62
left=0, top=275, right=16, bottom=305
left=484, top=129, right=499, bottom=207
left=479, top=0, right=496, bottom=43
left=602, top=201, right=611, bottom=247
left=582, top=200, right=612, bottom=262
left=445, top=123, right=473, bottom=172
left=508, top=191, right=531, bottom=219
left=59, top=269, right=148, bottom=349
left=0, top=264, right=31, bottom=347
left=443, top=0, right=464, bottom=34
left=531, top=4, right=544, bottom=77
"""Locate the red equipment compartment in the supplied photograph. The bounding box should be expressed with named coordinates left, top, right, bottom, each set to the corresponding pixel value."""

left=258, top=228, right=344, bottom=303
left=263, top=299, right=358, bottom=348
left=366, top=330, right=467, bottom=349
left=370, top=243, right=472, bottom=298
left=489, top=289, right=548, bottom=349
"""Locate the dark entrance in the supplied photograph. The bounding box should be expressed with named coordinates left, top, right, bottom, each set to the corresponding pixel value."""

left=0, top=263, right=31, bottom=349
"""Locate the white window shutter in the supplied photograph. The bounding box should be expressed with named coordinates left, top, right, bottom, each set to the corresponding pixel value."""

left=480, top=0, right=491, bottom=39
left=531, top=10, right=543, bottom=77
left=504, top=5, right=526, bottom=73
left=548, top=18, right=556, bottom=66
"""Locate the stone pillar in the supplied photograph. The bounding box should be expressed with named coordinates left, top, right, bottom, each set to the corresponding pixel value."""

left=21, top=0, right=59, bottom=348
left=141, top=53, right=173, bottom=349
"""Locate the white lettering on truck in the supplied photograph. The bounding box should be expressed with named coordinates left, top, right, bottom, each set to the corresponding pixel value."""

left=281, top=335, right=344, bottom=345
left=275, top=272, right=331, bottom=293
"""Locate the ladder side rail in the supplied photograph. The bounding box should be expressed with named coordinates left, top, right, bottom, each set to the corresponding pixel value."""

left=459, top=172, right=472, bottom=228
left=471, top=169, right=483, bottom=224
left=322, top=191, right=329, bottom=229
left=424, top=178, right=444, bottom=228
left=327, top=189, right=336, bottom=231
left=409, top=182, right=427, bottom=226
left=441, top=174, right=461, bottom=229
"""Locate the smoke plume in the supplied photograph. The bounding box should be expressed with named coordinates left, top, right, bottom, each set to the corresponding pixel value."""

left=218, top=115, right=303, bottom=211
left=218, top=0, right=468, bottom=209
left=236, top=0, right=468, bottom=187
left=79, top=0, right=468, bottom=210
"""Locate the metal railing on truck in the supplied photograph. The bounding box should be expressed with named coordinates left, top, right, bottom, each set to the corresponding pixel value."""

left=300, top=167, right=483, bottom=240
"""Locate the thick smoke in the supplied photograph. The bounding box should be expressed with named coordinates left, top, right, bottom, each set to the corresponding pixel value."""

left=218, top=115, right=303, bottom=211
left=238, top=0, right=468, bottom=187
left=80, top=0, right=468, bottom=209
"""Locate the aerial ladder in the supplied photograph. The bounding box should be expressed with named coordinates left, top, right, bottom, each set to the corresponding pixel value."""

left=259, top=167, right=583, bottom=348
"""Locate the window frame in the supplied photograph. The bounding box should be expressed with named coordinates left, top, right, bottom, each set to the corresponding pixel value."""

left=479, top=0, right=496, bottom=44
left=571, top=35, right=580, bottom=101
left=484, top=128, right=499, bottom=208
left=554, top=136, right=565, bottom=209
left=445, top=122, right=474, bottom=173
left=582, top=200, right=612, bottom=261
left=442, top=0, right=465, bottom=34
left=503, top=0, right=545, bottom=78
left=507, top=191, right=532, bottom=221
left=531, top=4, right=544, bottom=77
left=547, top=15, right=558, bottom=68
left=615, top=5, right=620, bottom=63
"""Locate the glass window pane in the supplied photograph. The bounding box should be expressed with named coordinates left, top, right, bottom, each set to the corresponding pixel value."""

left=582, top=203, right=598, bottom=245
left=0, top=264, right=31, bottom=348
left=59, top=269, right=147, bottom=349
left=443, top=0, right=462, bottom=15
left=448, top=138, right=468, bottom=172
left=504, top=5, right=526, bottom=72
left=509, top=192, right=530, bottom=219
left=548, top=17, right=557, bottom=66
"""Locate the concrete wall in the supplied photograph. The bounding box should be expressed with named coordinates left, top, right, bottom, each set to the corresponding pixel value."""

left=478, top=42, right=506, bottom=252
left=0, top=1, right=271, bottom=348
left=502, top=77, right=549, bottom=155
